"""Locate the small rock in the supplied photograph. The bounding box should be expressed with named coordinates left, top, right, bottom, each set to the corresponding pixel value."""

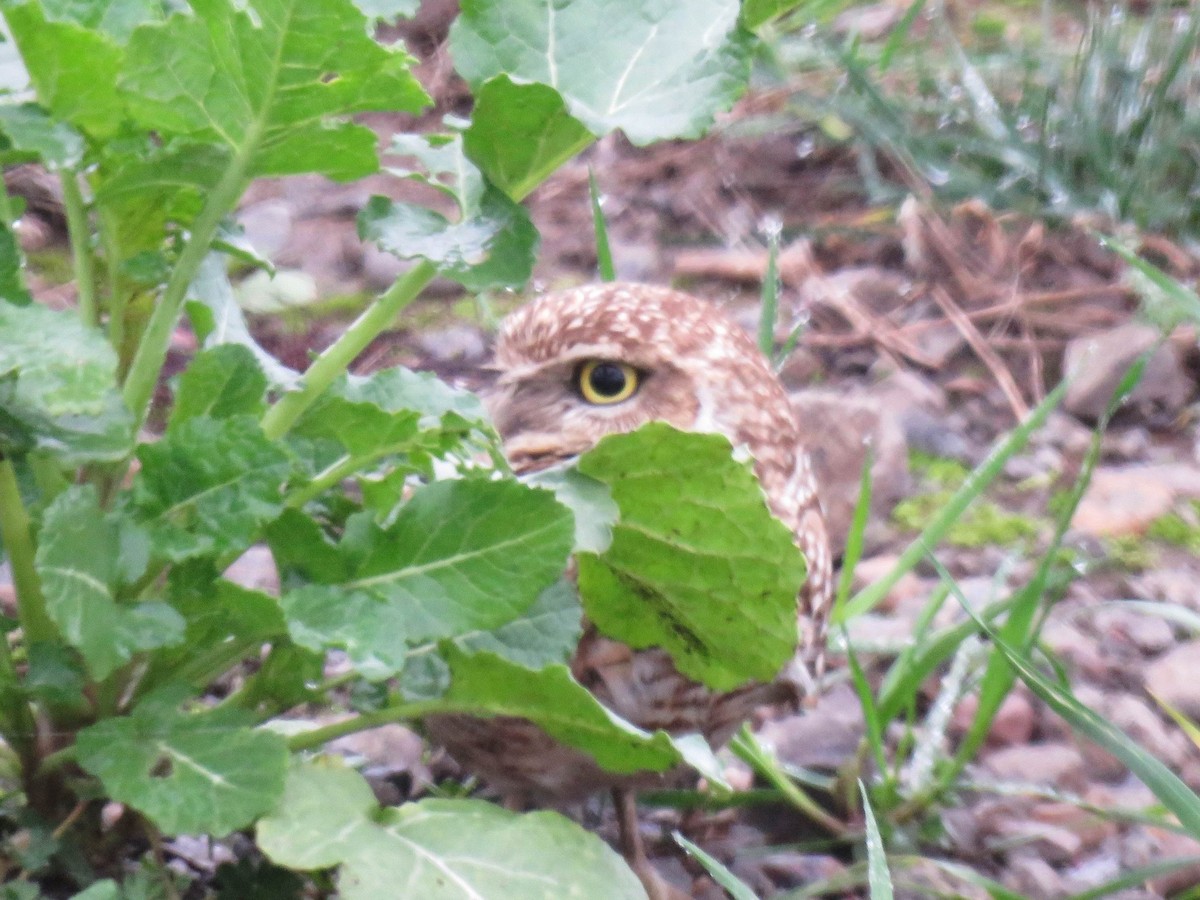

left=1145, top=640, right=1200, bottom=720
left=1003, top=852, right=1068, bottom=898
left=223, top=545, right=280, bottom=594
left=790, top=389, right=910, bottom=554
left=950, top=690, right=1035, bottom=746
left=237, top=198, right=294, bottom=259
left=757, top=682, right=864, bottom=771
left=1131, top=567, right=1199, bottom=609
left=1062, top=322, right=1192, bottom=423
left=982, top=741, right=1087, bottom=792
left=416, top=323, right=488, bottom=365
left=850, top=554, right=926, bottom=612
left=1090, top=605, right=1175, bottom=655
left=1071, top=465, right=1178, bottom=537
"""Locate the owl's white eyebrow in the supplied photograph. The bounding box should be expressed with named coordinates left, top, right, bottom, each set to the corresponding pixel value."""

left=495, top=345, right=632, bottom=384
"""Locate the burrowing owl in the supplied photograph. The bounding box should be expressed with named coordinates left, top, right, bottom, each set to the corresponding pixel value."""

left=427, top=283, right=831, bottom=892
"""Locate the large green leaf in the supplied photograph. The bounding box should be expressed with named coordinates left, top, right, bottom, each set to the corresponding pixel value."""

left=258, top=760, right=647, bottom=899
left=2, top=1, right=126, bottom=136
left=360, top=134, right=538, bottom=290
left=439, top=648, right=682, bottom=775
left=170, top=344, right=268, bottom=426
left=576, top=424, right=804, bottom=691
left=35, top=487, right=185, bottom=680
left=130, top=415, right=290, bottom=562
left=119, top=0, right=430, bottom=179
left=0, top=301, right=134, bottom=462
left=450, top=0, right=751, bottom=145
left=278, top=479, right=574, bottom=676
left=0, top=101, right=84, bottom=168
left=462, top=76, right=593, bottom=202
left=185, top=254, right=299, bottom=389
left=76, top=690, right=288, bottom=836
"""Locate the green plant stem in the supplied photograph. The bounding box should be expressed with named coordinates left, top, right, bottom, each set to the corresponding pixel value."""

left=0, top=176, right=15, bottom=228
left=260, top=259, right=437, bottom=441
left=60, top=173, right=98, bottom=329
left=0, top=459, right=55, bottom=645
left=286, top=699, right=444, bottom=752
left=121, top=158, right=252, bottom=431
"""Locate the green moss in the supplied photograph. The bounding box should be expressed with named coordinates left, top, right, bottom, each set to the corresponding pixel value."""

left=891, top=490, right=1041, bottom=548
left=1146, top=508, right=1200, bottom=552
left=1102, top=535, right=1156, bottom=572
left=908, top=451, right=970, bottom=489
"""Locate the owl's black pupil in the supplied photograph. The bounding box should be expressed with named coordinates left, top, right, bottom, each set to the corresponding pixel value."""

left=588, top=362, right=627, bottom=397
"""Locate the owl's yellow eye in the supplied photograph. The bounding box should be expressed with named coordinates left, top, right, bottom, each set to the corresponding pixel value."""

left=576, top=360, right=640, bottom=405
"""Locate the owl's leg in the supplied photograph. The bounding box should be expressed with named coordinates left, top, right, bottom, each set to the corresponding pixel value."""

left=614, top=788, right=686, bottom=900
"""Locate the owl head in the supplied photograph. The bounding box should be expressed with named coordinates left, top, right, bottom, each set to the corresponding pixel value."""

left=487, top=283, right=799, bottom=478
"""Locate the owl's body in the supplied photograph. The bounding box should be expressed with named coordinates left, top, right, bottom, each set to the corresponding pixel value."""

left=427, top=283, right=831, bottom=804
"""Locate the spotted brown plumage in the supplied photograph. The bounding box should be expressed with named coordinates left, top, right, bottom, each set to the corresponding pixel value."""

left=425, top=283, right=832, bottom=889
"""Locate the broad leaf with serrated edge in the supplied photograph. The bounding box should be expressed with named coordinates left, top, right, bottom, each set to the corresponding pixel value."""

left=186, top=255, right=299, bottom=389
left=0, top=301, right=134, bottom=461
left=439, top=647, right=681, bottom=774
left=76, top=690, right=288, bottom=836
left=576, top=423, right=804, bottom=691
left=450, top=0, right=751, bottom=145
left=36, top=487, right=185, bottom=680
left=279, top=479, right=573, bottom=676
left=119, top=0, right=429, bottom=180
left=360, top=133, right=537, bottom=290
left=0, top=102, right=85, bottom=169
left=170, top=344, right=267, bottom=426
left=400, top=578, right=582, bottom=699
left=258, top=760, right=646, bottom=899
left=131, top=415, right=290, bottom=561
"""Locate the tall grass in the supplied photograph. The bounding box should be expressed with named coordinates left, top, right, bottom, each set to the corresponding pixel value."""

left=795, top=0, right=1200, bottom=236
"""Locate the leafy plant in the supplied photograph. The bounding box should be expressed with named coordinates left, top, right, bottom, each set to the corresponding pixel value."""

left=0, top=0, right=818, bottom=893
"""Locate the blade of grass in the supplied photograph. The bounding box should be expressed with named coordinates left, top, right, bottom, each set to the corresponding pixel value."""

left=1065, top=858, right=1200, bottom=900
left=1100, top=235, right=1200, bottom=327
left=674, top=831, right=759, bottom=900
left=1152, top=694, right=1200, bottom=751
left=758, top=220, right=781, bottom=357
left=730, top=726, right=851, bottom=838
left=947, top=568, right=1200, bottom=838
left=859, top=781, right=893, bottom=900
left=877, top=0, right=926, bottom=73
left=589, top=167, right=615, bottom=283
left=845, top=636, right=887, bottom=777
left=941, top=355, right=1147, bottom=792
left=838, top=381, right=1065, bottom=623
left=833, top=447, right=873, bottom=620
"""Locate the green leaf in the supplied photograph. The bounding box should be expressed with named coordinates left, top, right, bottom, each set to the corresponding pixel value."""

left=0, top=102, right=85, bottom=168
left=37, top=0, right=166, bottom=41
left=3, top=1, right=125, bottom=136
left=0, top=223, right=32, bottom=306
left=279, top=479, right=574, bottom=676
left=170, top=344, right=268, bottom=426
left=450, top=0, right=752, bottom=145
left=576, top=424, right=804, bottom=691
left=0, top=301, right=134, bottom=462
left=35, top=486, right=184, bottom=680
left=351, top=0, right=419, bottom=21
left=119, top=0, right=429, bottom=180
left=185, top=254, right=299, bottom=389
left=131, top=415, right=290, bottom=562
left=361, top=133, right=538, bottom=290
left=462, top=76, right=592, bottom=201
left=258, top=760, right=646, bottom=899
left=438, top=647, right=683, bottom=775
left=674, top=832, right=757, bottom=900
left=860, top=781, right=894, bottom=900
left=76, top=693, right=288, bottom=836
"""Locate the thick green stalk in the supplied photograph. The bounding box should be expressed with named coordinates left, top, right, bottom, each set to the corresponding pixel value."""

left=60, top=173, right=98, bottom=329
left=0, top=459, right=55, bottom=644
left=286, top=698, right=444, bottom=752
left=121, top=157, right=252, bottom=430
left=260, top=259, right=437, bottom=440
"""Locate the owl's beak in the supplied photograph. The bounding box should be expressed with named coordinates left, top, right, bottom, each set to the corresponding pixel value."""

left=502, top=433, right=587, bottom=475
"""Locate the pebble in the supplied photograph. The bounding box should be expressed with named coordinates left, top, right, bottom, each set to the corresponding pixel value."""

left=1145, top=640, right=1200, bottom=720
left=1062, top=322, right=1192, bottom=424
left=981, top=741, right=1087, bottom=792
